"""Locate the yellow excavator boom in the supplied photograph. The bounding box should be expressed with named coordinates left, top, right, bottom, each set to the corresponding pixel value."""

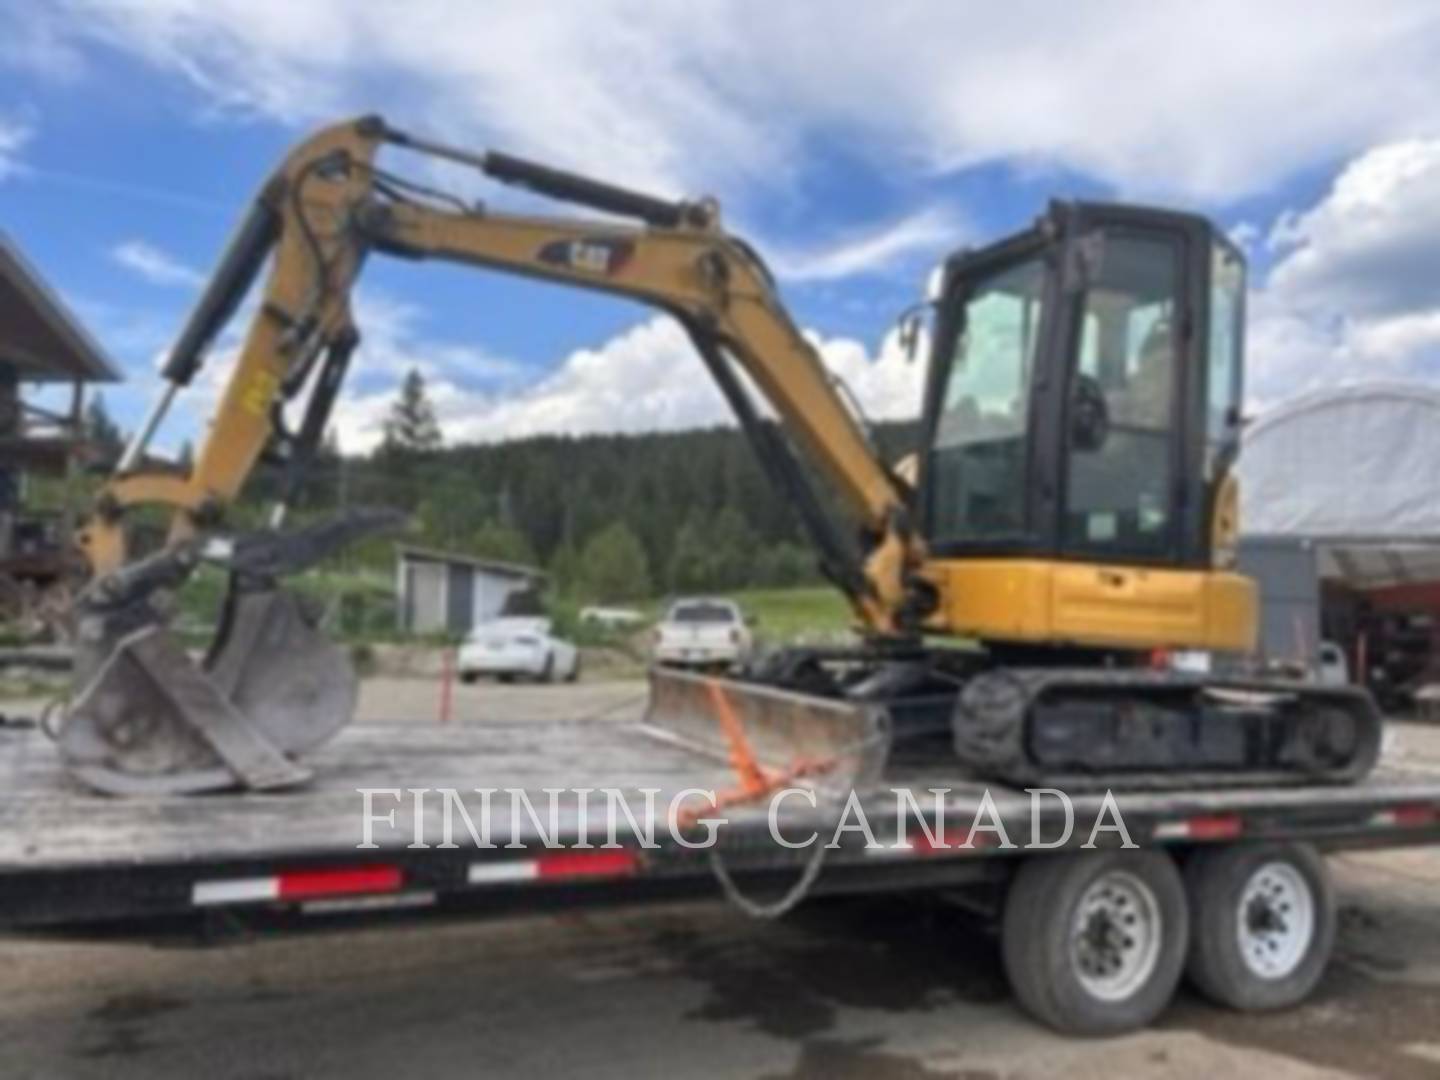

left=60, top=116, right=931, bottom=795
left=82, top=116, right=922, bottom=634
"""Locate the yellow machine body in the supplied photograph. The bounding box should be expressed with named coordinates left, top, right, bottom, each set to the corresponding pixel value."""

left=922, top=557, right=1257, bottom=653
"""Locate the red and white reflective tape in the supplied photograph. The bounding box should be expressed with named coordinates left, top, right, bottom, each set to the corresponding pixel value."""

left=1152, top=814, right=1243, bottom=842
left=467, top=850, right=639, bottom=885
left=193, top=864, right=403, bottom=907
left=1371, top=804, right=1440, bottom=829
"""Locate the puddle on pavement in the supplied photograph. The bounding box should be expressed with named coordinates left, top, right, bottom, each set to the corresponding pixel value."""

left=650, top=894, right=1008, bottom=1041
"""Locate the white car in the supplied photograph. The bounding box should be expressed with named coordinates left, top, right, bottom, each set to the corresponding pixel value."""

left=653, top=597, right=752, bottom=670
left=458, top=617, right=580, bottom=684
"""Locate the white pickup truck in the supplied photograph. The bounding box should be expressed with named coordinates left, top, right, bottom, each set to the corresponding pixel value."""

left=652, top=597, right=752, bottom=670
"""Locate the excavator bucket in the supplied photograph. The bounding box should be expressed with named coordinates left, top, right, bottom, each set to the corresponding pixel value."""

left=59, top=588, right=355, bottom=795
left=642, top=667, right=891, bottom=799
left=58, top=509, right=399, bottom=796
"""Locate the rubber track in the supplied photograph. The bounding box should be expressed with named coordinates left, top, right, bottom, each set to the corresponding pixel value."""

left=951, top=667, right=1383, bottom=792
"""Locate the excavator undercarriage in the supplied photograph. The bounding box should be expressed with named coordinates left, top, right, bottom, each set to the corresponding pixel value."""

left=716, top=644, right=1382, bottom=794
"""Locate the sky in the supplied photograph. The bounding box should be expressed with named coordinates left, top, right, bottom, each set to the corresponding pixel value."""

left=5, top=2, right=1440, bottom=453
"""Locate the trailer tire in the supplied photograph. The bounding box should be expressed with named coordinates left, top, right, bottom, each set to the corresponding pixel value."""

left=1183, top=842, right=1333, bottom=1012
left=1003, top=851, right=1188, bottom=1035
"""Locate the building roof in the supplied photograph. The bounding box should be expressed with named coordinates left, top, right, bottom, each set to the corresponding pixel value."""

left=1239, top=380, right=1440, bottom=541
left=0, top=231, right=119, bottom=383
left=395, top=543, right=546, bottom=580
left=1317, top=541, right=1440, bottom=589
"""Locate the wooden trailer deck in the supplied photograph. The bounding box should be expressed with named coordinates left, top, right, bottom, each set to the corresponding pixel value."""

left=0, top=708, right=1439, bottom=928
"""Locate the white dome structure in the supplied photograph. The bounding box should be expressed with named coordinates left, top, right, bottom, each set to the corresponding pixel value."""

left=1240, top=381, right=1440, bottom=542
left=1238, top=381, right=1440, bottom=689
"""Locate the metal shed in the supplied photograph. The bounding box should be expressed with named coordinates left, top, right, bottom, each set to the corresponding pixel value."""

left=395, top=545, right=546, bottom=636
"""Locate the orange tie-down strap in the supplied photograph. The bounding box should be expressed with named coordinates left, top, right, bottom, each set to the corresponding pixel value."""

left=676, top=679, right=840, bottom=831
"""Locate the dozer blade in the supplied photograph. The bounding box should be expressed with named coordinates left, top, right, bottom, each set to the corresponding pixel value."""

left=642, top=667, right=890, bottom=797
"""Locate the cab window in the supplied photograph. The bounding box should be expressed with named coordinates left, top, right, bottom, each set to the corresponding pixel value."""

left=1207, top=240, right=1245, bottom=474
left=1063, top=233, right=1180, bottom=556
left=928, top=255, right=1047, bottom=544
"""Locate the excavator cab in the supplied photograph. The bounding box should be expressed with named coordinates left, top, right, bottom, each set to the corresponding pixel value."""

left=916, top=203, right=1256, bottom=654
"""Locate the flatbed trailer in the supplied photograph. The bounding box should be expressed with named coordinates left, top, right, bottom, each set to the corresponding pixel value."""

left=3, top=693, right=1440, bottom=1035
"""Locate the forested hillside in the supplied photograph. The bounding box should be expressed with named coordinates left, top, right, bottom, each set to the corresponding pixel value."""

left=286, top=420, right=918, bottom=601
left=78, top=379, right=918, bottom=603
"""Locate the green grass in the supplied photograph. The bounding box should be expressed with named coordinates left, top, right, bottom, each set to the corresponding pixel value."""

left=730, top=586, right=854, bottom=643
left=174, top=564, right=400, bottom=644
left=549, top=585, right=855, bottom=655
left=175, top=563, right=854, bottom=653
left=0, top=673, right=66, bottom=702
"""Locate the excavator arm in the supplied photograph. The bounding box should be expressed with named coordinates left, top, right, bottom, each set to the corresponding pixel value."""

left=61, top=117, right=928, bottom=795
left=84, top=116, right=922, bottom=632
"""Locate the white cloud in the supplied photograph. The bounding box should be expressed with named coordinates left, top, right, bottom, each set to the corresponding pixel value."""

left=328, top=314, right=923, bottom=454
left=0, top=112, right=33, bottom=180
left=43, top=2, right=1440, bottom=204
left=110, top=239, right=204, bottom=287
left=1265, top=140, right=1440, bottom=317
left=763, top=206, right=961, bottom=283
left=345, top=291, right=528, bottom=388
left=171, top=287, right=527, bottom=452
left=0, top=7, right=87, bottom=81
left=1249, top=138, right=1440, bottom=406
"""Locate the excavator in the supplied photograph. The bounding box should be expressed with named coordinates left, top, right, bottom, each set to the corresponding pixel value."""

left=56, top=116, right=1381, bottom=795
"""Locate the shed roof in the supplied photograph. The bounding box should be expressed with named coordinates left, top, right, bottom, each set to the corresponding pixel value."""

left=0, top=231, right=119, bottom=383
left=395, top=544, right=546, bottom=580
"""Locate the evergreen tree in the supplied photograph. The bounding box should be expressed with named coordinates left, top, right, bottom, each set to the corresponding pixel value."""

left=470, top=519, right=537, bottom=566
left=578, top=521, right=652, bottom=601
left=83, top=392, right=124, bottom=462
left=667, top=513, right=716, bottom=592
left=548, top=539, right=582, bottom=597
left=380, top=368, right=443, bottom=455
left=756, top=542, right=817, bottom=587
left=709, top=506, right=759, bottom=589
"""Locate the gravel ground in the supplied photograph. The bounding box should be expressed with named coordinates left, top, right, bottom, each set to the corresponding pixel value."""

left=1, top=676, right=1439, bottom=1077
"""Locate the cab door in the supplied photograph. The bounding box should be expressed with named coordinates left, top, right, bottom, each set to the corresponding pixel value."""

left=1043, top=208, right=1213, bottom=570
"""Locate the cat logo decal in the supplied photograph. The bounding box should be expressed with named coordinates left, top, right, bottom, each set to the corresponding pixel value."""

left=537, top=237, right=635, bottom=276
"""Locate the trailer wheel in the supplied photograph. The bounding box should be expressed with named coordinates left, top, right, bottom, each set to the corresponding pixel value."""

left=1002, top=851, right=1188, bottom=1035
left=1183, top=842, right=1334, bottom=1011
